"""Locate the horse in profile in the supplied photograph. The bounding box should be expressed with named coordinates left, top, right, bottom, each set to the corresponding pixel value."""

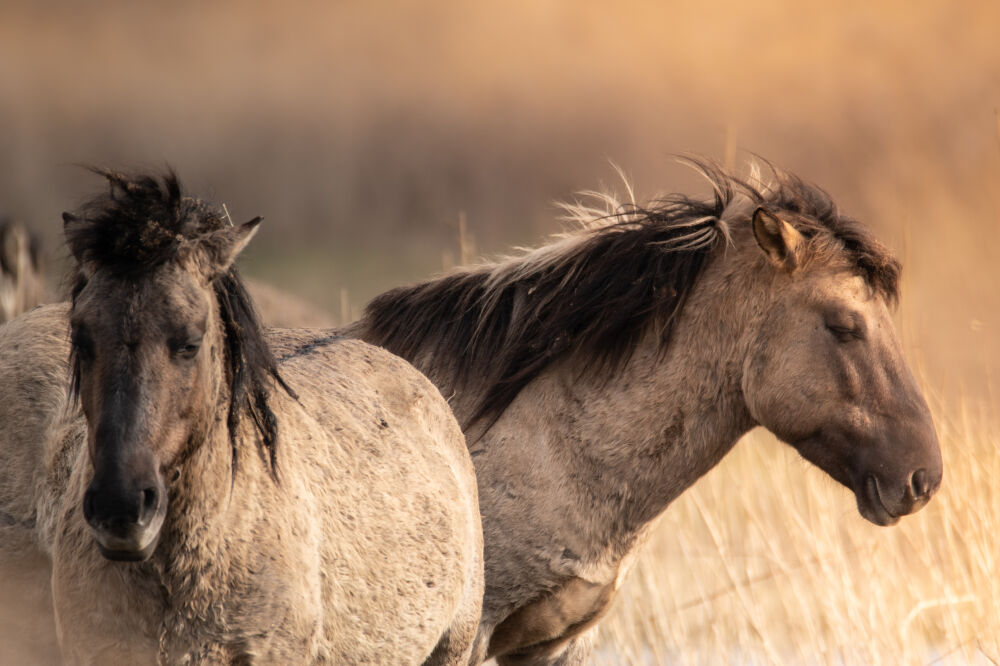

left=349, top=160, right=943, bottom=664
left=0, top=218, right=47, bottom=323
left=0, top=171, right=482, bottom=664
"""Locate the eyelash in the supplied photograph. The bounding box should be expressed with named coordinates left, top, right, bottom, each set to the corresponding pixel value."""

left=171, top=340, right=202, bottom=359
left=827, top=324, right=862, bottom=342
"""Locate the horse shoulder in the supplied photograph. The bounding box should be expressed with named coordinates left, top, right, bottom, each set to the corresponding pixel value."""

left=265, top=332, right=482, bottom=662
left=275, top=334, right=476, bottom=543
left=271, top=331, right=470, bottom=469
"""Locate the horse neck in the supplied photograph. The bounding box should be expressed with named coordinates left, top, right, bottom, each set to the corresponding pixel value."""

left=468, top=248, right=766, bottom=554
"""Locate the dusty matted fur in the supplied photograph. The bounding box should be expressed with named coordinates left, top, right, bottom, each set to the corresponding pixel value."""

left=349, top=159, right=940, bottom=663
left=0, top=171, right=482, bottom=665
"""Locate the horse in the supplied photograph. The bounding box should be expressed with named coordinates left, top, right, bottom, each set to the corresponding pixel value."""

left=347, top=160, right=943, bottom=664
left=0, top=170, right=482, bottom=665
left=0, top=218, right=47, bottom=323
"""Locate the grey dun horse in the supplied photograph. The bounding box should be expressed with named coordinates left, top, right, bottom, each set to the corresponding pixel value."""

left=0, top=171, right=482, bottom=664
left=349, top=160, right=943, bottom=664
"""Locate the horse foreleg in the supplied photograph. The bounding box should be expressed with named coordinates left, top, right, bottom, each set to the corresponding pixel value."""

left=494, top=628, right=595, bottom=666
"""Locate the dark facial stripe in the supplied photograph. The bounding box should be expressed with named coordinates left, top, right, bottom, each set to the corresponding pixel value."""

left=91, top=348, right=149, bottom=473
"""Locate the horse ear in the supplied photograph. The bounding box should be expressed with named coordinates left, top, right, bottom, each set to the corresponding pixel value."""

left=62, top=212, right=81, bottom=252
left=752, top=208, right=803, bottom=271
left=62, top=212, right=94, bottom=276
left=197, top=217, right=262, bottom=281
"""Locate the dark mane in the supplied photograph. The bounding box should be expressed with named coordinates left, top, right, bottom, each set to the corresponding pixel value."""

left=362, top=159, right=900, bottom=429
left=66, top=169, right=292, bottom=478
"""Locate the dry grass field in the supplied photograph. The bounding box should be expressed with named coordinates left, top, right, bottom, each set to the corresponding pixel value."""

left=1, top=0, right=998, bottom=663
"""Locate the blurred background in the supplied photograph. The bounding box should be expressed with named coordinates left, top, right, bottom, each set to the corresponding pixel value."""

left=3, top=0, right=999, bottom=394
left=2, top=0, right=998, bottom=662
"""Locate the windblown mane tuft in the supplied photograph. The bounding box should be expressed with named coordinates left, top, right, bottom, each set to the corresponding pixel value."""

left=67, top=168, right=292, bottom=479
left=362, top=159, right=901, bottom=430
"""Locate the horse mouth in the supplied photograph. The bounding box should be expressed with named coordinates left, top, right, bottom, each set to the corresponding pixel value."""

left=90, top=521, right=163, bottom=562
left=857, top=475, right=900, bottom=527
left=96, top=538, right=159, bottom=562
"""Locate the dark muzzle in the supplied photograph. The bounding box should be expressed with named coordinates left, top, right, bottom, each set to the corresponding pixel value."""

left=83, top=473, right=165, bottom=561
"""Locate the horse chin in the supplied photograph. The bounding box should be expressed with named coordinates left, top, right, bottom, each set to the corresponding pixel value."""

left=793, top=435, right=903, bottom=527
left=855, top=475, right=900, bottom=527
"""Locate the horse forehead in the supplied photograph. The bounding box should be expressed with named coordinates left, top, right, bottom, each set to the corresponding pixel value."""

left=803, top=271, right=875, bottom=307
left=77, top=268, right=208, bottom=335
left=122, top=278, right=209, bottom=344
left=146, top=267, right=209, bottom=314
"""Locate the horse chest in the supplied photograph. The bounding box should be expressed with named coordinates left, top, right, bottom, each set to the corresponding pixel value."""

left=486, top=576, right=617, bottom=658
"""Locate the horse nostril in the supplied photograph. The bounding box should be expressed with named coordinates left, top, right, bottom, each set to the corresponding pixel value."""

left=909, top=468, right=930, bottom=500
left=139, top=487, right=159, bottom=526
left=83, top=488, right=97, bottom=523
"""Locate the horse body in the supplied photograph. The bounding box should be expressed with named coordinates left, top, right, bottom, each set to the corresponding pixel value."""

left=355, top=242, right=760, bottom=661
left=352, top=161, right=942, bottom=663
left=50, top=323, right=477, bottom=664
left=0, top=171, right=482, bottom=665
left=0, top=303, right=73, bottom=666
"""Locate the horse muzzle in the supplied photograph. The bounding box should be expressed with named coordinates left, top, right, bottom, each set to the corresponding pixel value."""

left=855, top=467, right=941, bottom=527
left=83, top=480, right=167, bottom=562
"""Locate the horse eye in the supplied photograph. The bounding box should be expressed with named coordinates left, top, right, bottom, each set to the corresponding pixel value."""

left=826, top=323, right=863, bottom=343
left=171, top=338, right=203, bottom=360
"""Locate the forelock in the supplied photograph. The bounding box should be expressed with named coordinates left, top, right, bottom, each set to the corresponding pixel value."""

left=65, top=168, right=227, bottom=279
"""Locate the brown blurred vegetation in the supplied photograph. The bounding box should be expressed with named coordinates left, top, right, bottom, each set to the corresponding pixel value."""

left=2, top=0, right=998, bottom=400
left=2, top=2, right=999, bottom=660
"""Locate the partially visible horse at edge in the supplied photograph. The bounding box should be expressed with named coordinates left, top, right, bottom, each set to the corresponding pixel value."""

left=348, top=160, right=943, bottom=664
left=0, top=171, right=482, bottom=664
left=0, top=218, right=47, bottom=323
